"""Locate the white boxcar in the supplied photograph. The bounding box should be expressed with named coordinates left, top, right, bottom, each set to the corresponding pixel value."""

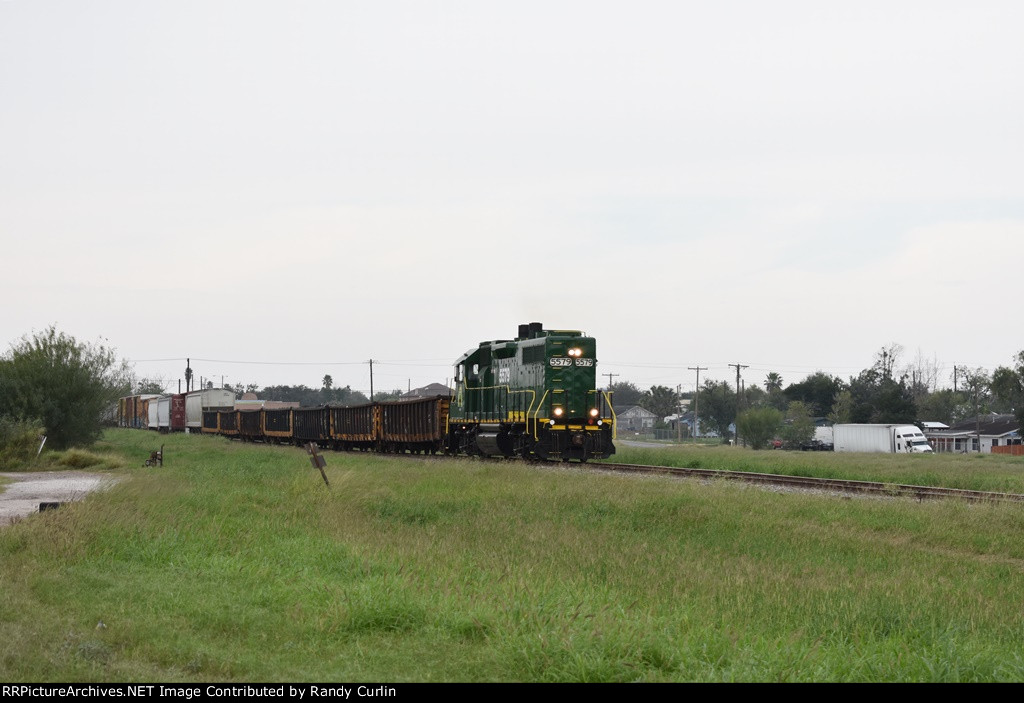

left=148, top=397, right=160, bottom=430
left=185, top=389, right=236, bottom=431
left=157, top=396, right=171, bottom=431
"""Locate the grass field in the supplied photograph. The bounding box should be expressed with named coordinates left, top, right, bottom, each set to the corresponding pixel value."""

left=3, top=429, right=1024, bottom=681
left=608, top=442, right=1024, bottom=493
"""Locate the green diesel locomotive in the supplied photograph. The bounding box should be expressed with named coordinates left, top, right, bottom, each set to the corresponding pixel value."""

left=447, top=322, right=616, bottom=461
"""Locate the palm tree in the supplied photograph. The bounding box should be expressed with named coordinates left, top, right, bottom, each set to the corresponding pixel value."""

left=764, top=372, right=783, bottom=394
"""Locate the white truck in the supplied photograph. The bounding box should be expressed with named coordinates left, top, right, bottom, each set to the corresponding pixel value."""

left=833, top=424, right=933, bottom=454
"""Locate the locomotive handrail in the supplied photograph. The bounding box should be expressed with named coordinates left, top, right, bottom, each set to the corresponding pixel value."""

left=603, top=390, right=617, bottom=440
left=532, top=390, right=550, bottom=440
left=458, top=384, right=536, bottom=423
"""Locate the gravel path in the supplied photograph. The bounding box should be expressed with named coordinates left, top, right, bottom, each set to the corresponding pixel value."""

left=0, top=471, right=120, bottom=526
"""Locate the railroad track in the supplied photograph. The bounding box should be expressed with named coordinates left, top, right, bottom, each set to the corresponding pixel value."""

left=590, top=462, right=1024, bottom=504
left=380, top=451, right=1024, bottom=504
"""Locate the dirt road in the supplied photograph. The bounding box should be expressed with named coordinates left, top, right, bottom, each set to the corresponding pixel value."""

left=0, top=471, right=120, bottom=526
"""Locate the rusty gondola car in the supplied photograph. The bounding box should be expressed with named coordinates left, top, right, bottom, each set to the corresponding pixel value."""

left=262, top=408, right=293, bottom=444
left=238, top=409, right=262, bottom=441
left=218, top=410, right=239, bottom=437
left=378, top=395, right=450, bottom=454
left=329, top=404, right=377, bottom=451
left=201, top=410, right=220, bottom=434
left=294, top=407, right=331, bottom=446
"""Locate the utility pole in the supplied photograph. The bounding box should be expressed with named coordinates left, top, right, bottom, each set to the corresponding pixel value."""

left=729, top=363, right=749, bottom=445
left=603, top=372, right=619, bottom=390
left=688, top=366, right=707, bottom=442
left=676, top=384, right=682, bottom=442
left=369, top=359, right=374, bottom=401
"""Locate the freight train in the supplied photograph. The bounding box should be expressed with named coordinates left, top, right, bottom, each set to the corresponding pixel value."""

left=117, top=324, right=617, bottom=462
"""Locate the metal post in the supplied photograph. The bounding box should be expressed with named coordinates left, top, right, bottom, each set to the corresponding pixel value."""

left=688, top=366, right=706, bottom=441
left=729, top=363, right=748, bottom=445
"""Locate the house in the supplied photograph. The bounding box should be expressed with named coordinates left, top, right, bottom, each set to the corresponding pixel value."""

left=400, top=383, right=452, bottom=400
left=616, top=405, right=657, bottom=433
left=666, top=410, right=708, bottom=438
left=925, top=414, right=1022, bottom=453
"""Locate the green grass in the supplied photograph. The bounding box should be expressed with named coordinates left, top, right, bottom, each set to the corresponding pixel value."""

left=3, top=429, right=1024, bottom=681
left=608, top=442, right=1024, bottom=493
left=1, top=446, right=130, bottom=473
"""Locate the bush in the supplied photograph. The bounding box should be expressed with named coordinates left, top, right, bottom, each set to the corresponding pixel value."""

left=0, top=415, right=45, bottom=470
left=0, top=327, right=131, bottom=450
left=736, top=407, right=783, bottom=450
left=57, top=448, right=105, bottom=469
left=780, top=400, right=816, bottom=449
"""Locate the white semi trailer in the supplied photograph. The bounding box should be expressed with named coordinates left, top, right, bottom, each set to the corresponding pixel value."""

left=833, top=424, right=933, bottom=454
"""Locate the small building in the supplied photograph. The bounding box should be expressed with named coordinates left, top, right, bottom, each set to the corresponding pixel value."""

left=400, top=383, right=452, bottom=400
left=616, top=405, right=657, bottom=433
left=925, top=414, right=1021, bottom=453
left=235, top=399, right=301, bottom=411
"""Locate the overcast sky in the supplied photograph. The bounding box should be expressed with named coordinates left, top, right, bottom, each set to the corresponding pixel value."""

left=2, top=1, right=1022, bottom=396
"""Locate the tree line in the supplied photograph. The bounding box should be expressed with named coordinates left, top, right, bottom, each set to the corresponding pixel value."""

left=608, top=345, right=1024, bottom=449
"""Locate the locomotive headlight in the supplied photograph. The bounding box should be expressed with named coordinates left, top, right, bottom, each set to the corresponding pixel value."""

left=589, top=408, right=599, bottom=418
left=568, top=347, right=582, bottom=357
left=552, top=406, right=564, bottom=418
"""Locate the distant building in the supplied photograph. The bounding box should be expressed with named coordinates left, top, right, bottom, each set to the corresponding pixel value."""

left=400, top=383, right=452, bottom=400
left=925, top=414, right=1021, bottom=453
left=616, top=405, right=657, bottom=432
left=235, top=399, right=301, bottom=411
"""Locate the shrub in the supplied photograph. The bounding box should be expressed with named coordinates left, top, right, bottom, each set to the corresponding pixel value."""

left=0, top=327, right=131, bottom=449
left=0, top=415, right=45, bottom=470
left=736, top=407, right=783, bottom=450
left=57, top=448, right=105, bottom=469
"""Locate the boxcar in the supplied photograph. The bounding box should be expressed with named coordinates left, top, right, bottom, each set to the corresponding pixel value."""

left=186, top=389, right=236, bottom=432
left=155, top=393, right=187, bottom=432
left=146, top=397, right=160, bottom=430
left=125, top=394, right=160, bottom=429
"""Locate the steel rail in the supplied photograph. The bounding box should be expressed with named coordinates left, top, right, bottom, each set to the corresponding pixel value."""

left=591, top=462, right=1024, bottom=503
